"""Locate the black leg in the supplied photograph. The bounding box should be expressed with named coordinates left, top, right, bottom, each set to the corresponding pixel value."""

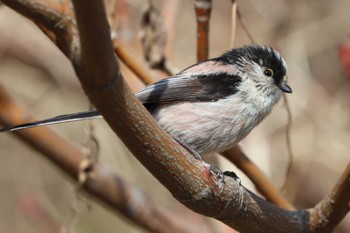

left=223, top=171, right=241, bottom=185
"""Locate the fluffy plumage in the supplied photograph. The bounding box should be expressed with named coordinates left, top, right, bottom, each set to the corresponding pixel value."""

left=137, top=45, right=290, bottom=154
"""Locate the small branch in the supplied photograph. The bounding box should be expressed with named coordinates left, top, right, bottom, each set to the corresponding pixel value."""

left=194, top=0, right=212, bottom=61
left=112, top=38, right=155, bottom=84
left=140, top=1, right=167, bottom=69
left=222, top=146, right=295, bottom=211
left=139, top=1, right=177, bottom=77
left=2, top=0, right=76, bottom=57
left=162, top=0, right=178, bottom=58
left=237, top=8, right=256, bottom=44
left=18, top=194, right=61, bottom=233
left=308, top=162, right=350, bottom=232
left=281, top=94, right=294, bottom=190
left=230, top=0, right=237, bottom=48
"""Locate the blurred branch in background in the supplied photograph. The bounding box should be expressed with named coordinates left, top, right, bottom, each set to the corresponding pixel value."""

left=195, top=0, right=211, bottom=62
left=236, top=8, right=256, bottom=45
left=139, top=0, right=178, bottom=76
left=140, top=1, right=167, bottom=69
left=112, top=38, right=155, bottom=85
left=230, top=0, right=237, bottom=48
left=18, top=194, right=61, bottom=233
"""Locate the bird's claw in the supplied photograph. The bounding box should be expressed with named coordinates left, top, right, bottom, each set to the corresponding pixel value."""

left=223, top=171, right=241, bottom=185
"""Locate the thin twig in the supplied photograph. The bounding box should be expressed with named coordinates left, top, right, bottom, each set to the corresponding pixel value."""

left=162, top=0, right=178, bottom=58
left=230, top=0, right=237, bottom=48
left=281, top=94, right=294, bottom=190
left=140, top=1, right=167, bottom=69
left=112, top=38, right=155, bottom=84
left=195, top=0, right=212, bottom=61
left=237, top=8, right=256, bottom=44
left=308, top=162, right=350, bottom=232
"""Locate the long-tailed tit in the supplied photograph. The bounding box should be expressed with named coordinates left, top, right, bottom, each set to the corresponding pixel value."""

left=0, top=45, right=292, bottom=158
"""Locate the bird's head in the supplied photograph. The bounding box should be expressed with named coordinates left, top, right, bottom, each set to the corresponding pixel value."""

left=223, top=45, right=292, bottom=94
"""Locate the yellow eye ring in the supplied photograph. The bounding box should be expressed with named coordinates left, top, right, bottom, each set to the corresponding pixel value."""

left=264, top=68, right=274, bottom=77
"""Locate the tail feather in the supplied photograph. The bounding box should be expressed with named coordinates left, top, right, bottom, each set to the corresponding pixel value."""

left=0, top=110, right=102, bottom=132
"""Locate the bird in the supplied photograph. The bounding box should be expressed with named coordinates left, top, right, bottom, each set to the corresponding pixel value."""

left=0, top=45, right=292, bottom=159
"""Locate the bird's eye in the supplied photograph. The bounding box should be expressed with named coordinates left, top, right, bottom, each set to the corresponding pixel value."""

left=264, top=68, right=274, bottom=77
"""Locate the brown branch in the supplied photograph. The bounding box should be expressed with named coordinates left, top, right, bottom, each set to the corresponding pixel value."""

left=308, top=162, right=350, bottom=232
left=222, top=146, right=295, bottom=210
left=113, top=38, right=155, bottom=84
left=18, top=195, right=61, bottom=233
left=0, top=84, right=200, bottom=233
left=2, top=0, right=76, bottom=57
left=139, top=1, right=177, bottom=77
left=162, top=0, right=178, bottom=58
left=195, top=0, right=211, bottom=62
left=281, top=94, right=294, bottom=190
left=236, top=8, right=256, bottom=44
left=140, top=1, right=167, bottom=69
left=230, top=0, right=237, bottom=48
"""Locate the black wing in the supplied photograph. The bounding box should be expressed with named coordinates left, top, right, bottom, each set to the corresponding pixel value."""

left=136, top=61, right=242, bottom=104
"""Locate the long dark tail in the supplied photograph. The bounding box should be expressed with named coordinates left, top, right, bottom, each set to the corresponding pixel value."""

left=0, top=110, right=102, bottom=132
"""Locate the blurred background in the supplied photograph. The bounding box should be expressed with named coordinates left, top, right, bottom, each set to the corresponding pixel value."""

left=0, top=0, right=349, bottom=232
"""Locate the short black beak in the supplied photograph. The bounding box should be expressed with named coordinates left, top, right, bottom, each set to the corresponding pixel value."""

left=280, top=84, right=293, bottom=93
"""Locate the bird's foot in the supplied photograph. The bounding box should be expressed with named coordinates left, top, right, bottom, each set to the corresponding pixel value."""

left=223, top=170, right=241, bottom=185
